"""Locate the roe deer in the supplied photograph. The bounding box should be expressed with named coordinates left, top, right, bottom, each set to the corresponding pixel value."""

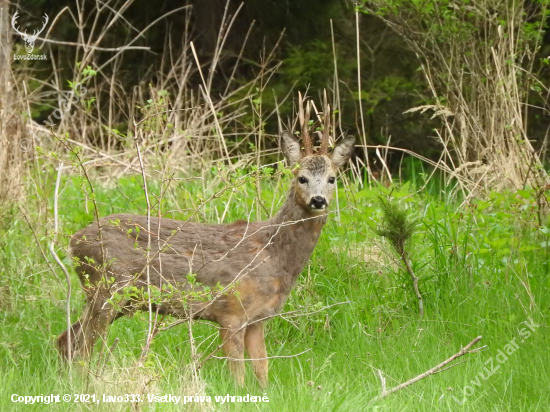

left=57, top=92, right=355, bottom=387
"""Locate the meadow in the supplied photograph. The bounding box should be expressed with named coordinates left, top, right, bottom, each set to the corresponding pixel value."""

left=1, top=0, right=549, bottom=410
left=0, top=161, right=548, bottom=412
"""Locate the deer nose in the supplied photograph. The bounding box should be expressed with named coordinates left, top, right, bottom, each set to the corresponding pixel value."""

left=309, top=196, right=327, bottom=209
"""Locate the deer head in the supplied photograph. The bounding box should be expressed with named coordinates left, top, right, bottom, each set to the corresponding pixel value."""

left=281, top=91, right=355, bottom=215
left=12, top=11, right=49, bottom=54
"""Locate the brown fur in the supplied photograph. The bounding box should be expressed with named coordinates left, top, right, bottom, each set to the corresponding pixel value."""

left=57, top=126, right=355, bottom=387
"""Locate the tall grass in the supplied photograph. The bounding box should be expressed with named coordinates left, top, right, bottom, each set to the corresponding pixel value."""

left=15, top=0, right=292, bottom=177
left=0, top=167, right=548, bottom=411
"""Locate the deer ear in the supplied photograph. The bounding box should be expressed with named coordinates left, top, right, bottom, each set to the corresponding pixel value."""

left=281, top=131, right=302, bottom=165
left=331, top=136, right=355, bottom=168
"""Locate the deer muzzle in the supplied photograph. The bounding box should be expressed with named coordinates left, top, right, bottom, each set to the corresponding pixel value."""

left=309, top=196, right=328, bottom=211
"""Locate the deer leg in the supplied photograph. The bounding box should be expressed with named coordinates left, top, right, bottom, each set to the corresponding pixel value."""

left=76, top=294, right=119, bottom=358
left=56, top=320, right=82, bottom=360
left=57, top=286, right=120, bottom=360
left=244, top=321, right=268, bottom=387
left=219, top=323, right=246, bottom=386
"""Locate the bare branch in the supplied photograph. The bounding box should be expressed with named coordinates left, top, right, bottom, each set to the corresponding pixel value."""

left=213, top=348, right=311, bottom=362
left=370, top=335, right=483, bottom=403
left=33, top=36, right=151, bottom=52
left=196, top=301, right=349, bottom=370
left=47, top=162, right=72, bottom=362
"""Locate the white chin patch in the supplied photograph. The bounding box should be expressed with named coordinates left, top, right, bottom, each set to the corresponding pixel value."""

left=309, top=206, right=326, bottom=213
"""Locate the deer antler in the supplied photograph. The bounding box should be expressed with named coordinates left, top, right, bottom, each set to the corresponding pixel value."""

left=11, top=11, right=28, bottom=38
left=319, top=89, right=331, bottom=155
left=298, top=92, right=313, bottom=156
left=32, top=13, right=49, bottom=39
left=11, top=11, right=49, bottom=40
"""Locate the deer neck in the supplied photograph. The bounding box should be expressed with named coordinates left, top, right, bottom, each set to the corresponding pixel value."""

left=268, top=186, right=328, bottom=292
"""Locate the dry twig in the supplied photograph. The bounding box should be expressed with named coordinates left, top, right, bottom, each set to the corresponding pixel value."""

left=370, top=335, right=483, bottom=402
left=47, top=162, right=73, bottom=362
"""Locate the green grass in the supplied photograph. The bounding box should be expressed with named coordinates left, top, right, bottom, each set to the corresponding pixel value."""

left=0, top=167, right=548, bottom=411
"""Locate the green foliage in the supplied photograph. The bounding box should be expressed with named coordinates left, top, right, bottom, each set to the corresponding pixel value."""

left=376, top=196, right=417, bottom=253
left=283, top=40, right=335, bottom=88
left=81, top=65, right=98, bottom=79
left=364, top=0, right=549, bottom=47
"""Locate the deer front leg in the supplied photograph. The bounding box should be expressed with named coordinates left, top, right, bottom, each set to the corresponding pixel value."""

left=219, top=323, right=246, bottom=386
left=244, top=321, right=268, bottom=387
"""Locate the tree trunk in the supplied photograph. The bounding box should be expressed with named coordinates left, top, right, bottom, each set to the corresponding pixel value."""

left=0, top=0, right=24, bottom=206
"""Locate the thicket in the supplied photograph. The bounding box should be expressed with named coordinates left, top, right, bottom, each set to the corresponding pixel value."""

left=363, top=0, right=550, bottom=193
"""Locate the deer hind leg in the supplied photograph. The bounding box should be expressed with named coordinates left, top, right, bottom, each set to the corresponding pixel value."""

left=56, top=320, right=82, bottom=360
left=244, top=321, right=268, bottom=387
left=219, top=322, right=246, bottom=386
left=57, top=286, right=121, bottom=360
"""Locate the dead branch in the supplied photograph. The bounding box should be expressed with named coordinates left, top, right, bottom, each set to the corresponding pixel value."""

left=196, top=301, right=350, bottom=370
left=370, top=335, right=483, bottom=403
left=161, top=301, right=350, bottom=332
left=212, top=348, right=311, bottom=362
left=132, top=127, right=154, bottom=363
left=47, top=162, right=72, bottom=362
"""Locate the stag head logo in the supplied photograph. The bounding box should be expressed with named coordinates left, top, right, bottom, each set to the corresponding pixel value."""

left=12, top=11, right=49, bottom=54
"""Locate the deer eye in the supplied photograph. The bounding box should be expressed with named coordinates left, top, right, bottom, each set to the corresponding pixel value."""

left=298, top=176, right=308, bottom=184
left=328, top=177, right=336, bottom=184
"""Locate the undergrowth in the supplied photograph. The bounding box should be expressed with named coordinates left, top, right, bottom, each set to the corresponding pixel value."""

left=0, top=168, right=548, bottom=411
